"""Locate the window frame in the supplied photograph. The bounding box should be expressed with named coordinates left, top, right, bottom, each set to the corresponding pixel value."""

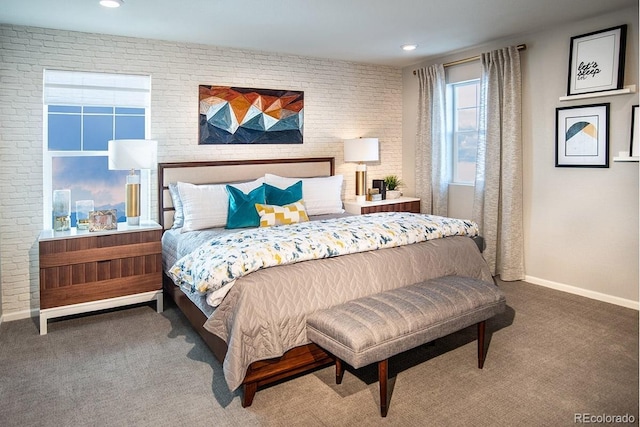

left=447, top=78, right=481, bottom=185
left=42, top=70, right=151, bottom=229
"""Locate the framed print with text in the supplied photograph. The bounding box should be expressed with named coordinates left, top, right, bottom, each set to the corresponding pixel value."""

left=556, top=103, right=609, bottom=168
left=567, top=25, right=626, bottom=96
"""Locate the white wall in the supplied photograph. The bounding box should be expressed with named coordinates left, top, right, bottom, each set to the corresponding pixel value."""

left=0, top=25, right=402, bottom=318
left=0, top=226, right=3, bottom=324
left=403, top=6, right=639, bottom=308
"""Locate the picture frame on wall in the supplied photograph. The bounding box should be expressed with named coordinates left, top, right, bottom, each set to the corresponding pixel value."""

left=567, top=25, right=627, bottom=96
left=198, top=85, right=304, bottom=145
left=556, top=103, right=609, bottom=168
left=630, top=105, right=639, bottom=158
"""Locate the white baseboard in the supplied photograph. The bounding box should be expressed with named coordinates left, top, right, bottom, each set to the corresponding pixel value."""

left=1, top=280, right=636, bottom=325
left=525, top=275, right=639, bottom=311
left=1, top=308, right=39, bottom=322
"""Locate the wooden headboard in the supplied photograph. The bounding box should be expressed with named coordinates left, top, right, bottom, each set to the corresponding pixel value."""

left=158, top=157, right=335, bottom=229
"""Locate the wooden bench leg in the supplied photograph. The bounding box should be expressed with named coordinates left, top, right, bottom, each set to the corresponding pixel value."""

left=378, top=359, right=389, bottom=417
left=477, top=320, right=486, bottom=369
left=336, top=358, right=344, bottom=384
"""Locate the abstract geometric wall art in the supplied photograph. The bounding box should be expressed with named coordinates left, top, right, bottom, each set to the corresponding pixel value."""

left=555, top=103, right=609, bottom=168
left=199, top=85, right=304, bottom=144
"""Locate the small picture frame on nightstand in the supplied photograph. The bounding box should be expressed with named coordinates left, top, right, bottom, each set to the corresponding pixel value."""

left=367, top=188, right=381, bottom=202
left=89, top=209, right=117, bottom=231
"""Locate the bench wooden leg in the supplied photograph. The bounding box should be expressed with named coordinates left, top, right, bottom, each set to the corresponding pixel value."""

left=378, top=359, right=389, bottom=417
left=477, top=320, right=486, bottom=369
left=336, top=358, right=344, bottom=384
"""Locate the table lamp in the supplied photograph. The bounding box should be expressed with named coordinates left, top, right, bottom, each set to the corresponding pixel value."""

left=108, top=139, right=157, bottom=225
left=344, top=138, right=379, bottom=203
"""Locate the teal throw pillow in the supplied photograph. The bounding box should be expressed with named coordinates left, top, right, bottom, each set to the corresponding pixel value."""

left=264, top=181, right=303, bottom=206
left=226, top=184, right=266, bottom=229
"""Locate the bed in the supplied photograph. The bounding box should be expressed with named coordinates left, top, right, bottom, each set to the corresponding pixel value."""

left=158, top=157, right=493, bottom=407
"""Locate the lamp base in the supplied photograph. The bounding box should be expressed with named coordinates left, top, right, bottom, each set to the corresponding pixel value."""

left=125, top=174, right=141, bottom=226
left=355, top=165, right=366, bottom=203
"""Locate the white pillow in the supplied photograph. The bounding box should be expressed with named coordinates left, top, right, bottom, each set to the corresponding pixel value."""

left=168, top=182, right=184, bottom=229
left=264, top=173, right=344, bottom=216
left=230, top=177, right=265, bottom=193
left=177, top=178, right=264, bottom=232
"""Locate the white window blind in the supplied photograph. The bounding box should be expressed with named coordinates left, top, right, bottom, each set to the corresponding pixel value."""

left=43, top=70, right=150, bottom=107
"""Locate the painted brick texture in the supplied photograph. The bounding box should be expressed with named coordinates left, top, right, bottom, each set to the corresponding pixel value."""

left=0, top=24, right=403, bottom=317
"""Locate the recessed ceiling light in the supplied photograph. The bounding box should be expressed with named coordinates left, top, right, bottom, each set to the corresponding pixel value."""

left=401, top=44, right=418, bottom=51
left=100, top=0, right=123, bottom=8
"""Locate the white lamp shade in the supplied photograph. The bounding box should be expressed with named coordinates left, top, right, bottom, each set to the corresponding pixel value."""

left=108, top=139, right=158, bottom=170
left=344, top=138, right=379, bottom=163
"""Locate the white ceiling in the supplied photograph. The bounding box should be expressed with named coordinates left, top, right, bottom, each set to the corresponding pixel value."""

left=0, top=0, right=634, bottom=67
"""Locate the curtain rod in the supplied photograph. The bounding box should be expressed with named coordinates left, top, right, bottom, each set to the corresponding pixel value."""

left=412, top=44, right=527, bottom=75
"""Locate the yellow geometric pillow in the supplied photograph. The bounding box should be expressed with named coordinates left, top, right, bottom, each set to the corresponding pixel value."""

left=255, top=200, right=309, bottom=227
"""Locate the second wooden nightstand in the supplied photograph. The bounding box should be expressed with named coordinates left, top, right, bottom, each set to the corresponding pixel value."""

left=343, top=196, right=420, bottom=215
left=39, top=220, right=163, bottom=334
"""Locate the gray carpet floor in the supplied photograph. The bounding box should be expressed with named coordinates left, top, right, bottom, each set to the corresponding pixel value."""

left=0, top=280, right=637, bottom=427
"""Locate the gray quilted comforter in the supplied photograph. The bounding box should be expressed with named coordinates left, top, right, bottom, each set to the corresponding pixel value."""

left=203, top=235, right=493, bottom=391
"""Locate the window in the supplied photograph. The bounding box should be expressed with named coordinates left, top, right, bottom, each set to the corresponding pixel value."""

left=447, top=79, right=480, bottom=184
left=43, top=71, right=151, bottom=229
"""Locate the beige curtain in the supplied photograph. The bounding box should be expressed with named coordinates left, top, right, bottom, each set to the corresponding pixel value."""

left=472, top=46, right=524, bottom=281
left=415, top=64, right=448, bottom=216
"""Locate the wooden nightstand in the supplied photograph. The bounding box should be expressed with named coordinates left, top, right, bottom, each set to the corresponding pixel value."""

left=38, top=220, right=163, bottom=335
left=343, top=196, right=421, bottom=215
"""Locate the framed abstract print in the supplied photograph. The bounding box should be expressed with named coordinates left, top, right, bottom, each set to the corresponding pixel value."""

left=556, top=103, right=609, bottom=168
left=199, top=85, right=303, bottom=145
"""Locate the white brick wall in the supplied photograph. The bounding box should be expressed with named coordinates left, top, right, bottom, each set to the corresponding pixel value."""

left=0, top=24, right=403, bottom=317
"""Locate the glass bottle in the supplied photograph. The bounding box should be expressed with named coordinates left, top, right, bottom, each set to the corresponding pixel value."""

left=52, top=189, right=71, bottom=231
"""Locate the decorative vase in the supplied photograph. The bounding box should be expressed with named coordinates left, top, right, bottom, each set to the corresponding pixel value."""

left=75, top=200, right=94, bottom=230
left=386, top=190, right=401, bottom=199
left=53, top=189, right=71, bottom=231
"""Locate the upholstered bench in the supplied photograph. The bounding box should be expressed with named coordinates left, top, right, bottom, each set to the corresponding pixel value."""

left=306, top=275, right=506, bottom=417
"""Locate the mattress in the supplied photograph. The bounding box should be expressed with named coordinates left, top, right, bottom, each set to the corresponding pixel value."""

left=162, top=213, right=353, bottom=315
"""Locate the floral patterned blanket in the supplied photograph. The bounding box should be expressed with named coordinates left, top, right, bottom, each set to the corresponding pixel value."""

left=168, top=212, right=479, bottom=296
